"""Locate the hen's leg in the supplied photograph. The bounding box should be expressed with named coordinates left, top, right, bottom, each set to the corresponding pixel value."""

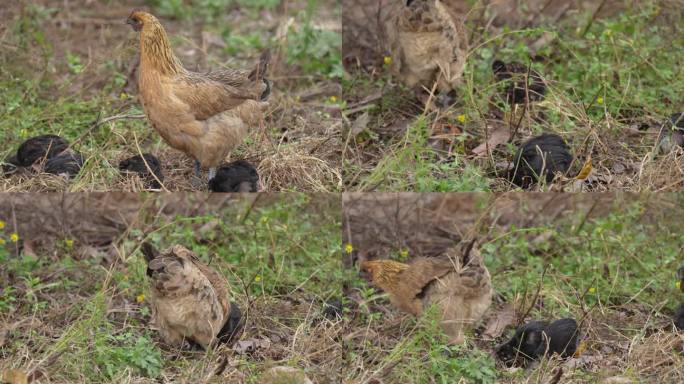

left=207, top=167, right=217, bottom=181
left=194, top=161, right=201, bottom=177
left=191, top=161, right=206, bottom=190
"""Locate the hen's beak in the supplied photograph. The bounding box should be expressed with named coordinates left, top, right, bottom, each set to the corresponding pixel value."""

left=126, top=17, right=142, bottom=32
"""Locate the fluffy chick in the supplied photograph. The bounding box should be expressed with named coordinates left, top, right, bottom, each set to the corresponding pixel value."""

left=208, top=160, right=258, bottom=192
left=659, top=113, right=684, bottom=154
left=675, top=304, right=684, bottom=331
left=509, top=133, right=573, bottom=188
left=141, top=243, right=242, bottom=349
left=387, top=0, right=468, bottom=104
left=127, top=10, right=270, bottom=180
left=119, top=153, right=164, bottom=189
left=497, top=318, right=579, bottom=366
left=16, top=134, right=69, bottom=166
left=492, top=59, right=546, bottom=106
left=361, top=241, right=492, bottom=344
left=44, top=151, right=84, bottom=178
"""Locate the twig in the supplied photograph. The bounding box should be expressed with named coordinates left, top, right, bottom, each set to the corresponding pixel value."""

left=71, top=112, right=146, bottom=146
left=132, top=131, right=169, bottom=192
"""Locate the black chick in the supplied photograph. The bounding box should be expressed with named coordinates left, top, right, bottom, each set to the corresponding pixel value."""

left=322, top=299, right=344, bottom=320
left=44, top=151, right=84, bottom=178
left=216, top=301, right=244, bottom=345
left=497, top=318, right=580, bottom=366
left=658, top=113, right=684, bottom=154
left=119, top=154, right=164, bottom=189
left=678, top=266, right=684, bottom=294
left=16, top=135, right=70, bottom=166
left=208, top=160, right=258, bottom=192
left=674, top=304, right=684, bottom=331
left=492, top=60, right=546, bottom=105
left=509, top=134, right=573, bottom=188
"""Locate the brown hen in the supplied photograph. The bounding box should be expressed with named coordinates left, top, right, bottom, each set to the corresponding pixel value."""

left=361, top=241, right=492, bottom=344
left=141, top=243, right=242, bottom=349
left=126, top=10, right=270, bottom=181
left=386, top=0, right=468, bottom=104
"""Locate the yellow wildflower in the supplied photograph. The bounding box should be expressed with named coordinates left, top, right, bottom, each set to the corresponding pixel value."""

left=329, top=95, right=338, bottom=103
left=457, top=114, right=466, bottom=124
left=383, top=56, right=392, bottom=66
left=345, top=243, right=354, bottom=254
left=0, top=220, right=5, bottom=229
left=0, top=238, right=5, bottom=246
left=65, top=239, right=74, bottom=249
left=588, top=287, right=596, bottom=294
left=254, top=275, right=262, bottom=283
left=10, top=233, right=19, bottom=243
left=677, top=281, right=681, bottom=290
left=597, top=97, right=604, bottom=105
left=136, top=293, right=145, bottom=303
left=399, top=249, right=409, bottom=258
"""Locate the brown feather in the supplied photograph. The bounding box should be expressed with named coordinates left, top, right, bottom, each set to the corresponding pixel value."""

left=130, top=10, right=269, bottom=168
left=386, top=0, right=468, bottom=92
left=361, top=242, right=492, bottom=344
left=144, top=244, right=233, bottom=349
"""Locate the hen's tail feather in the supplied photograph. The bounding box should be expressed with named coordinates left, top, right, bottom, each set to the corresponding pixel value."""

left=248, top=49, right=271, bottom=101
left=248, top=49, right=271, bottom=81
left=217, top=301, right=243, bottom=344
left=461, top=239, right=477, bottom=266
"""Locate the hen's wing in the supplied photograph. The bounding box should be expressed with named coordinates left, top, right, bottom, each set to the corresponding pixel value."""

left=172, top=70, right=265, bottom=121
left=172, top=51, right=270, bottom=121
left=393, top=257, right=454, bottom=314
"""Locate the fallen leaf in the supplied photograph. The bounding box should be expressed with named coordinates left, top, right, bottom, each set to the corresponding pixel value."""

left=482, top=304, right=517, bottom=339
left=574, top=340, right=588, bottom=357
left=576, top=155, right=593, bottom=180
left=471, top=125, right=511, bottom=157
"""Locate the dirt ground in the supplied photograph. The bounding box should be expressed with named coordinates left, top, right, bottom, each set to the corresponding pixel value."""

left=0, top=0, right=342, bottom=192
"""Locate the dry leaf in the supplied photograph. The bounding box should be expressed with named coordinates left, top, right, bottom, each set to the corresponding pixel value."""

left=482, top=304, right=516, bottom=339
left=576, top=155, right=593, bottom=180
left=471, top=125, right=511, bottom=157
left=574, top=340, right=588, bottom=357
